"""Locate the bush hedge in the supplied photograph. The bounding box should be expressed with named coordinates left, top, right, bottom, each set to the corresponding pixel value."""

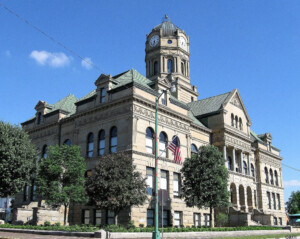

left=0, top=223, right=284, bottom=233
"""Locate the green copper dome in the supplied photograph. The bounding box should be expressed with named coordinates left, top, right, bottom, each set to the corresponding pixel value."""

left=153, top=15, right=181, bottom=37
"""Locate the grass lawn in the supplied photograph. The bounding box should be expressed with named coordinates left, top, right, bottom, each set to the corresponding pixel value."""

left=211, top=233, right=300, bottom=239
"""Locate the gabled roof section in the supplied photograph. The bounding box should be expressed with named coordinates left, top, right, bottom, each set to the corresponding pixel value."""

left=250, top=130, right=265, bottom=144
left=79, top=90, right=96, bottom=101
left=187, top=91, right=231, bottom=117
left=50, top=94, right=78, bottom=115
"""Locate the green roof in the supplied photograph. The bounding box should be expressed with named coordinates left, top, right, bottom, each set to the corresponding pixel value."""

left=79, top=90, right=96, bottom=101
left=188, top=111, right=206, bottom=128
left=50, top=94, right=78, bottom=114
left=187, top=92, right=231, bottom=117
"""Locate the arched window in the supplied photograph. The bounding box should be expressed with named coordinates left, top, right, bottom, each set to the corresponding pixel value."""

left=235, top=116, right=238, bottom=128
left=154, top=61, right=158, bottom=75
left=191, top=144, right=197, bottom=156
left=270, top=169, right=274, bottom=185
left=239, top=118, right=243, bottom=130
left=159, top=132, right=168, bottom=158
left=243, top=161, right=248, bottom=175
left=228, top=156, right=232, bottom=171
left=181, top=62, right=185, bottom=75
left=172, top=135, right=180, bottom=147
left=265, top=167, right=269, bottom=183
left=42, top=145, right=47, bottom=158
left=37, top=112, right=42, bottom=125
left=231, top=114, right=234, bottom=127
left=251, top=163, right=255, bottom=177
left=274, top=170, right=279, bottom=186
left=98, top=130, right=105, bottom=156
left=87, top=133, right=94, bottom=158
left=63, top=139, right=71, bottom=146
left=110, top=127, right=118, bottom=153
left=167, top=59, right=173, bottom=73
left=146, top=127, right=154, bottom=154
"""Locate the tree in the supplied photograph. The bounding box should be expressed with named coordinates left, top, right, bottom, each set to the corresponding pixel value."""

left=85, top=152, right=148, bottom=225
left=36, top=145, right=87, bottom=225
left=0, top=121, right=36, bottom=197
left=181, top=145, right=229, bottom=227
left=286, top=191, right=300, bottom=214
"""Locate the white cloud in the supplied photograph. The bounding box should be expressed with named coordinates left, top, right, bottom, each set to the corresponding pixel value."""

left=81, top=57, right=93, bottom=70
left=29, top=50, right=71, bottom=68
left=5, top=50, right=11, bottom=57
left=284, top=180, right=300, bottom=187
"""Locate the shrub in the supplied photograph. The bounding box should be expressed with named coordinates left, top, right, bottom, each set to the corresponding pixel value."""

left=216, top=213, right=228, bottom=227
left=127, top=220, right=136, bottom=229
left=43, top=221, right=51, bottom=227
left=139, top=223, right=144, bottom=228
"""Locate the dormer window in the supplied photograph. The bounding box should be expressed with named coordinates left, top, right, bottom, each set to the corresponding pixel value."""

left=37, top=112, right=42, bottom=125
left=100, top=88, right=106, bottom=103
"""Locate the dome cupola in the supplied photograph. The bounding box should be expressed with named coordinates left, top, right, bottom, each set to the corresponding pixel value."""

left=153, top=15, right=181, bottom=37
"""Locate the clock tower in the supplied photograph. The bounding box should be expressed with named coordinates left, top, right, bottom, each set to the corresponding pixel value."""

left=145, top=15, right=199, bottom=103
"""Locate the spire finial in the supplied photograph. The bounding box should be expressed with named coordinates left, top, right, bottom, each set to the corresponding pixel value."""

left=162, top=14, right=170, bottom=22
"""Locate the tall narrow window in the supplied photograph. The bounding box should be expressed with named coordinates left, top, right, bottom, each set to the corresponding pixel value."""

left=154, top=61, right=158, bottom=75
left=191, top=144, right=197, bottom=156
left=243, top=161, right=248, bottom=175
left=194, top=213, right=200, bottom=227
left=228, top=156, right=232, bottom=171
left=82, top=210, right=90, bottom=225
left=235, top=116, right=238, bottom=128
left=100, top=88, right=106, bottom=103
left=163, top=210, right=170, bottom=227
left=42, top=145, right=47, bottom=158
left=181, top=61, right=185, bottom=75
left=37, top=112, right=42, bottom=125
left=161, top=170, right=168, bottom=191
left=64, top=139, right=71, bottom=146
left=239, top=118, right=243, bottom=130
left=107, top=210, right=115, bottom=225
left=231, top=114, right=234, bottom=127
left=167, top=59, right=173, bottom=73
left=254, top=190, right=257, bottom=207
left=274, top=170, right=278, bottom=186
left=265, top=167, right=269, bottom=183
left=146, top=127, right=154, bottom=154
left=267, top=192, right=271, bottom=209
left=270, top=169, right=274, bottom=185
left=174, top=211, right=182, bottom=227
left=94, top=210, right=102, bottom=225
left=87, top=133, right=94, bottom=158
left=251, top=164, right=255, bottom=177
left=147, top=209, right=154, bottom=226
left=272, top=193, right=276, bottom=209
left=23, top=184, right=29, bottom=201
left=31, top=179, right=37, bottom=201
left=98, top=130, right=105, bottom=156
left=159, top=132, right=168, bottom=158
left=204, top=214, right=210, bottom=226
left=173, top=173, right=180, bottom=198
left=109, top=127, right=117, bottom=153
left=161, top=91, right=166, bottom=105
left=277, top=194, right=281, bottom=210
left=146, top=167, right=154, bottom=195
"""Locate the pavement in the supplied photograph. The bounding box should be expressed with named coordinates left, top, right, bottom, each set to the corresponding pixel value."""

left=0, top=231, right=93, bottom=239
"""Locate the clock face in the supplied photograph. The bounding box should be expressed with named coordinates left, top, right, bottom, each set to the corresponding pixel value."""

left=179, top=37, right=187, bottom=50
left=149, top=35, right=159, bottom=47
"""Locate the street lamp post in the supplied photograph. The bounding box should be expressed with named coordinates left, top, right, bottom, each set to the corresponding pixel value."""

left=152, top=84, right=176, bottom=239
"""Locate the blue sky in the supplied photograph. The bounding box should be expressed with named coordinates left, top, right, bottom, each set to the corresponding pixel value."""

left=1, top=0, right=299, bottom=203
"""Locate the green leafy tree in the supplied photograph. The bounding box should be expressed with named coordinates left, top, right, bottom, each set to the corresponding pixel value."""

left=0, top=121, right=36, bottom=197
left=36, top=145, right=87, bottom=225
left=181, top=145, right=229, bottom=227
left=286, top=191, right=300, bottom=214
left=85, top=152, right=148, bottom=225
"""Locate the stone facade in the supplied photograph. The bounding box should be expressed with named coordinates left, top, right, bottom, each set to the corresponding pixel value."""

left=15, top=16, right=285, bottom=227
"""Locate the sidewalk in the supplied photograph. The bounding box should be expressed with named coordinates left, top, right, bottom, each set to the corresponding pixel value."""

left=0, top=231, right=92, bottom=239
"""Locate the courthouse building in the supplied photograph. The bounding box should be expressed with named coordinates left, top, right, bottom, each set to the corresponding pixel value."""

left=15, top=16, right=286, bottom=227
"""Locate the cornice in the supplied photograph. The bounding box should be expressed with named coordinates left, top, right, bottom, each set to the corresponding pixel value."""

left=228, top=170, right=256, bottom=181
left=223, top=125, right=253, bottom=143
left=257, top=182, right=284, bottom=190
left=257, top=149, right=282, bottom=161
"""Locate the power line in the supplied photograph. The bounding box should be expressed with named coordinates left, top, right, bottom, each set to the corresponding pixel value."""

left=282, top=163, right=300, bottom=173
left=0, top=2, right=103, bottom=73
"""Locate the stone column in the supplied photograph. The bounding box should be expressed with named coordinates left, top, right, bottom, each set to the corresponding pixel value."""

left=240, top=151, right=243, bottom=173
left=232, top=148, right=236, bottom=172
left=247, top=154, right=250, bottom=175
left=223, top=145, right=227, bottom=169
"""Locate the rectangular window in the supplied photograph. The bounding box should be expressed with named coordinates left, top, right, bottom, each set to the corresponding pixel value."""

left=174, top=211, right=182, bottom=227
left=194, top=213, right=200, bottom=227
left=147, top=209, right=154, bottom=226
left=82, top=209, right=90, bottom=225
left=279, top=217, right=282, bottom=225
left=23, top=184, right=29, bottom=201
left=159, top=141, right=166, bottom=158
left=277, top=194, right=281, bottom=210
left=94, top=209, right=102, bottom=225
left=100, top=88, right=106, bottom=103
left=161, top=170, right=168, bottom=191
left=146, top=137, right=153, bottom=154
left=31, top=185, right=37, bottom=201
left=173, top=173, right=180, bottom=198
left=161, top=92, right=166, bottom=106
left=272, top=193, right=276, bottom=210
left=204, top=214, right=210, bottom=226
left=146, top=167, right=154, bottom=195
left=267, top=192, right=271, bottom=209
left=107, top=210, right=115, bottom=225
left=274, top=217, right=277, bottom=225
left=163, top=210, right=170, bottom=227
left=254, top=190, right=257, bottom=207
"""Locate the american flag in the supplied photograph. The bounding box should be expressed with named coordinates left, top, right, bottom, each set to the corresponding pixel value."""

left=168, top=136, right=182, bottom=165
